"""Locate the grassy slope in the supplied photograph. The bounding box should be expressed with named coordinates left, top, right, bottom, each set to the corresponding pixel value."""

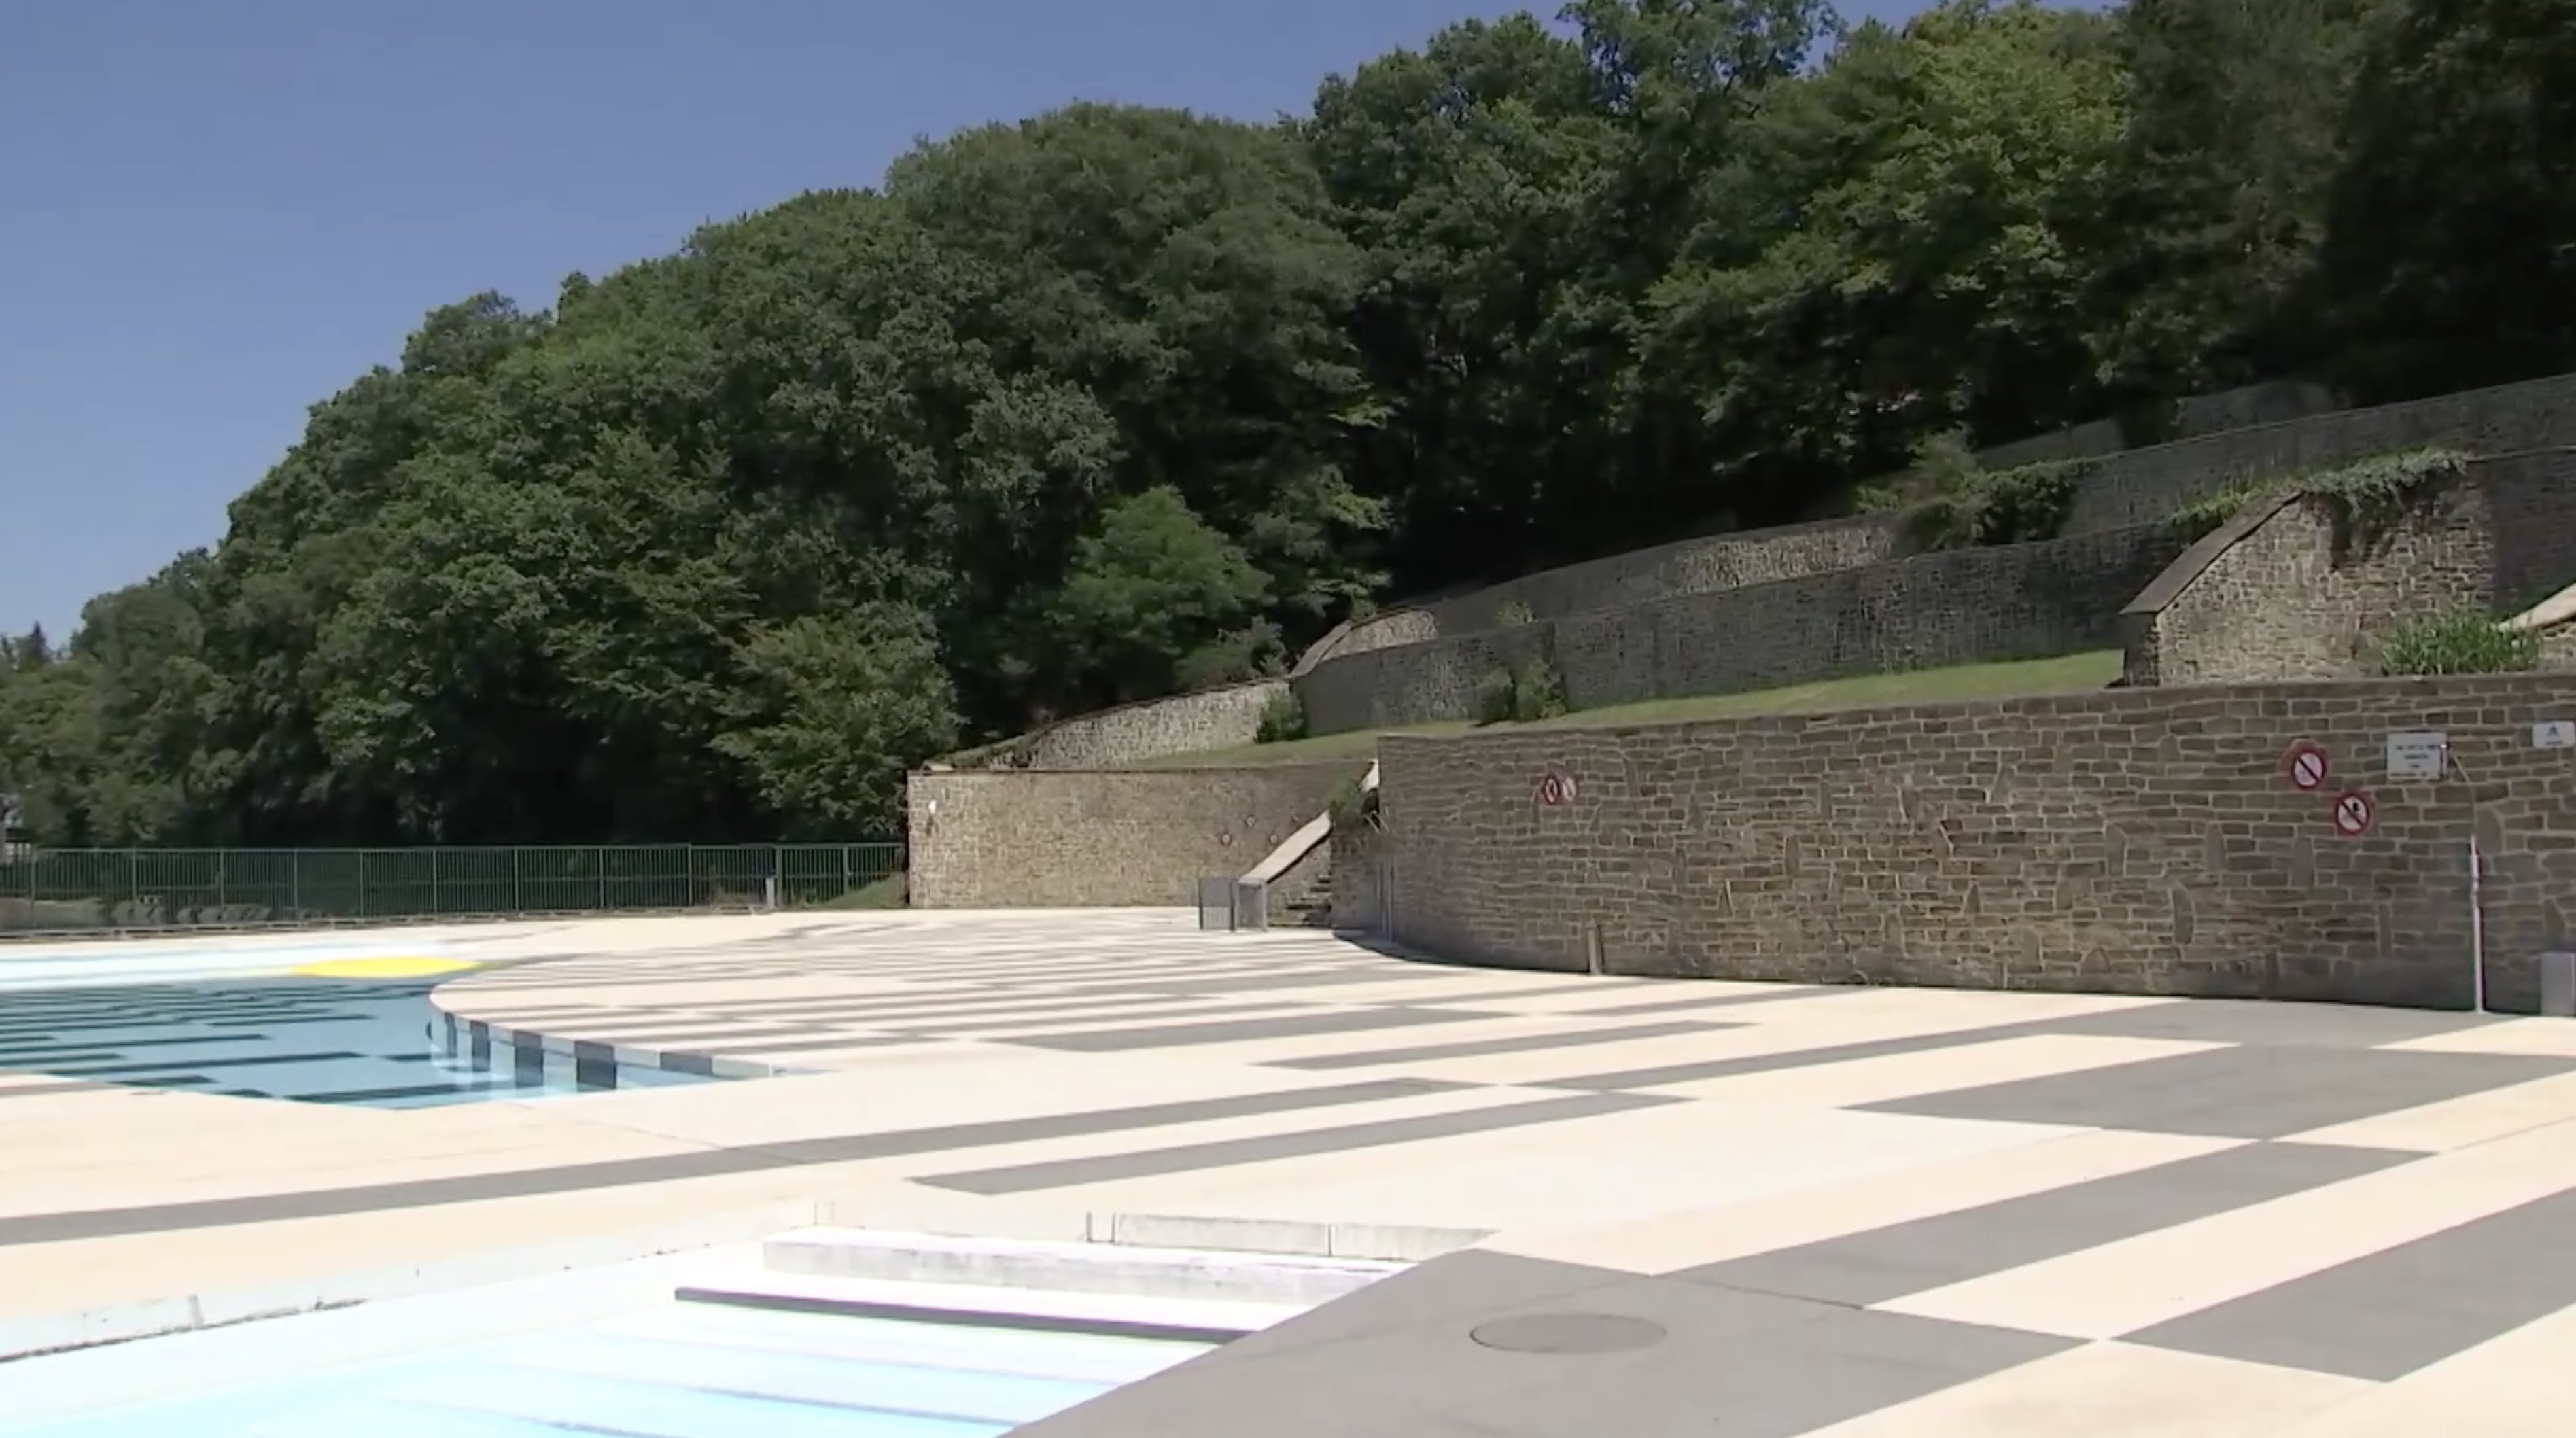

left=1137, top=650, right=2125, bottom=769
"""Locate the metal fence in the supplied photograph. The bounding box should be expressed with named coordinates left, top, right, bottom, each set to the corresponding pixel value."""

left=0, top=843, right=904, bottom=935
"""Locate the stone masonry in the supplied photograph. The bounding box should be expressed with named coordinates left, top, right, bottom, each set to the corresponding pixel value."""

left=2125, top=450, right=2576, bottom=687
left=2062, top=372, right=2576, bottom=535
left=1009, top=678, right=1289, bottom=768
left=1378, top=673, right=2576, bottom=1012
left=907, top=762, right=1355, bottom=909
left=1293, top=523, right=2184, bottom=735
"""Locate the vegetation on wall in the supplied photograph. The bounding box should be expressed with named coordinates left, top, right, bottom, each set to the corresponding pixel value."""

left=1255, top=690, right=1310, bottom=745
left=2370, top=607, right=2542, bottom=676
left=1858, top=432, right=2089, bottom=550
left=5, top=0, right=2571, bottom=848
left=1326, top=773, right=1382, bottom=830
left=2167, top=448, right=2472, bottom=545
left=1477, top=656, right=1571, bottom=725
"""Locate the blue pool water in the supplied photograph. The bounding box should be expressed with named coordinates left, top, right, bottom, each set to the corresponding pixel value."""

left=0, top=976, right=718, bottom=1109
left=0, top=1299, right=1211, bottom=1437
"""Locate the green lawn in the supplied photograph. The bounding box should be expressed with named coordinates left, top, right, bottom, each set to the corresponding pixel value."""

left=1136, top=650, right=2125, bottom=769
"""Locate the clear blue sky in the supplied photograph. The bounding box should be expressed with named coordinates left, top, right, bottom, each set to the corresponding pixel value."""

left=1, top=0, right=1945, bottom=641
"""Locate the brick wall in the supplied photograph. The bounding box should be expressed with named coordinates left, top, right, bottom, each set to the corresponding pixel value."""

left=2062, top=372, right=2576, bottom=535
left=1378, top=673, right=2576, bottom=1011
left=1293, top=524, right=2182, bottom=734
left=2125, top=451, right=2576, bottom=686
left=907, top=762, right=1354, bottom=908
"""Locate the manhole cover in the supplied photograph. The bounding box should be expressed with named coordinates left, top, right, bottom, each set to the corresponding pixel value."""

left=1469, top=1312, right=1667, bottom=1354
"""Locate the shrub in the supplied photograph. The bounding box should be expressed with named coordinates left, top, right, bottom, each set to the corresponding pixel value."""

left=1476, top=655, right=1569, bottom=724
left=1494, top=599, right=1537, bottom=627
left=1326, top=774, right=1380, bottom=830
left=1904, top=459, right=2091, bottom=550
left=2370, top=608, right=2541, bottom=677
left=1855, top=427, right=1981, bottom=514
left=1255, top=688, right=1307, bottom=743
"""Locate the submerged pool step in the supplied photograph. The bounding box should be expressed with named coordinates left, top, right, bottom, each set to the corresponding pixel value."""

left=760, top=1227, right=1401, bottom=1308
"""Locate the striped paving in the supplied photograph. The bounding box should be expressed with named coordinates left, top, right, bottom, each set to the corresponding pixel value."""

left=6, top=909, right=2576, bottom=1432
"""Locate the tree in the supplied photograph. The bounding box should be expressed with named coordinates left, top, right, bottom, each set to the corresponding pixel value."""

left=2303, top=0, right=2576, bottom=399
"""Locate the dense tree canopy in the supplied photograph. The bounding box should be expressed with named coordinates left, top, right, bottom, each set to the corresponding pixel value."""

left=4, top=0, right=2570, bottom=847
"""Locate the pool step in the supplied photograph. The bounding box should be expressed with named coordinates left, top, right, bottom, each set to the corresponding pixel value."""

left=759, top=1226, right=1401, bottom=1308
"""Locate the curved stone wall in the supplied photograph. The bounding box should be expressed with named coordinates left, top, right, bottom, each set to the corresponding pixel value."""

left=1376, top=672, right=2576, bottom=1012
left=1297, top=515, right=1907, bottom=673
left=954, top=678, right=1288, bottom=769
left=1292, top=523, right=2183, bottom=735
left=2122, top=449, right=2576, bottom=687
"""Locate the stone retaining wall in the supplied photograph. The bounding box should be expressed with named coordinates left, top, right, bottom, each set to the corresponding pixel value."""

left=906, top=762, right=1353, bottom=909
left=2124, top=451, right=2576, bottom=687
left=1293, top=524, right=2183, bottom=734
left=1377, top=673, right=2576, bottom=1012
left=2061, top=373, right=2576, bottom=536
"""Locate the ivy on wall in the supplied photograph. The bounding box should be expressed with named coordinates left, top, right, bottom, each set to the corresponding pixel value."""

left=2166, top=447, right=2472, bottom=547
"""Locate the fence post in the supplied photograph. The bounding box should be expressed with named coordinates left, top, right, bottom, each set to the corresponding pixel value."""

left=291, top=852, right=302, bottom=915
left=432, top=846, right=442, bottom=916
left=598, top=848, right=607, bottom=911
left=512, top=846, right=523, bottom=913
left=357, top=849, right=368, bottom=919
left=216, top=849, right=227, bottom=911
left=841, top=845, right=852, bottom=898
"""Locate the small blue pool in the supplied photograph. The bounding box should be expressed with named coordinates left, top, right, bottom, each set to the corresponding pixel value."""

left=0, top=1297, right=1212, bottom=1437
left=0, top=976, right=718, bottom=1109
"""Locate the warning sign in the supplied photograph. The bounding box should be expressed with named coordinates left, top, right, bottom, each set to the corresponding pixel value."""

left=2284, top=741, right=2331, bottom=792
left=2331, top=789, right=2375, bottom=838
left=1535, top=773, right=1577, bottom=807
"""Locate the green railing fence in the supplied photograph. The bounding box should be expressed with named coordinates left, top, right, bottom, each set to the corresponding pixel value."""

left=0, top=843, right=904, bottom=935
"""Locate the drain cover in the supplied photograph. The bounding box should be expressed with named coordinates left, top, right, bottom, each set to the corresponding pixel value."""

left=1469, top=1313, right=1668, bottom=1354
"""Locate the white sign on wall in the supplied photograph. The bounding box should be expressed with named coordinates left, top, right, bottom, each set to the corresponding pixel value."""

left=2536, top=720, right=2576, bottom=750
left=2386, top=731, right=2449, bottom=782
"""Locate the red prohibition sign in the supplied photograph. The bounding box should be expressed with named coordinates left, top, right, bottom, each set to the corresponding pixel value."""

left=2331, top=788, right=2375, bottom=838
left=1535, top=773, right=1576, bottom=807
left=2284, top=741, right=2330, bottom=792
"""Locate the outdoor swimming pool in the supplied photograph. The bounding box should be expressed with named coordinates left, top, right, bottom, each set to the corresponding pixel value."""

left=0, top=975, right=719, bottom=1109
left=0, top=1295, right=1213, bottom=1437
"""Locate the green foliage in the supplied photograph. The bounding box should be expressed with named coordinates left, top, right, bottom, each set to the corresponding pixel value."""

left=2369, top=608, right=2542, bottom=677
left=1326, top=774, right=1380, bottom=830
left=10, top=0, right=2569, bottom=847
left=1255, top=688, right=1308, bottom=745
left=1476, top=656, right=1571, bottom=726
left=2166, top=448, right=2470, bottom=546
left=1494, top=600, right=1538, bottom=627
left=1903, top=458, right=2093, bottom=551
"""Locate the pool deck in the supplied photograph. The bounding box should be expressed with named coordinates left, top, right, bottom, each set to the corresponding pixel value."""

left=7, top=909, right=2576, bottom=1435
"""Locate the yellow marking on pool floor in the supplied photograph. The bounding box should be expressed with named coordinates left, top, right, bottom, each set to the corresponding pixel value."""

left=289, top=956, right=480, bottom=979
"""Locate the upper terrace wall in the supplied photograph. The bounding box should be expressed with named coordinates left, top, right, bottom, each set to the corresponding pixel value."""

left=1292, top=523, right=2185, bottom=734
left=1376, top=673, right=2576, bottom=1013
left=2061, top=373, right=2576, bottom=535
left=1296, top=379, right=2346, bottom=674
left=1974, top=379, right=2342, bottom=470
left=1300, top=514, right=1909, bottom=673
left=2124, top=450, right=2576, bottom=687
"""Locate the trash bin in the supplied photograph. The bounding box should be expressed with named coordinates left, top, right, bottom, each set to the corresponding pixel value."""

left=2543, top=952, right=2576, bottom=1019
